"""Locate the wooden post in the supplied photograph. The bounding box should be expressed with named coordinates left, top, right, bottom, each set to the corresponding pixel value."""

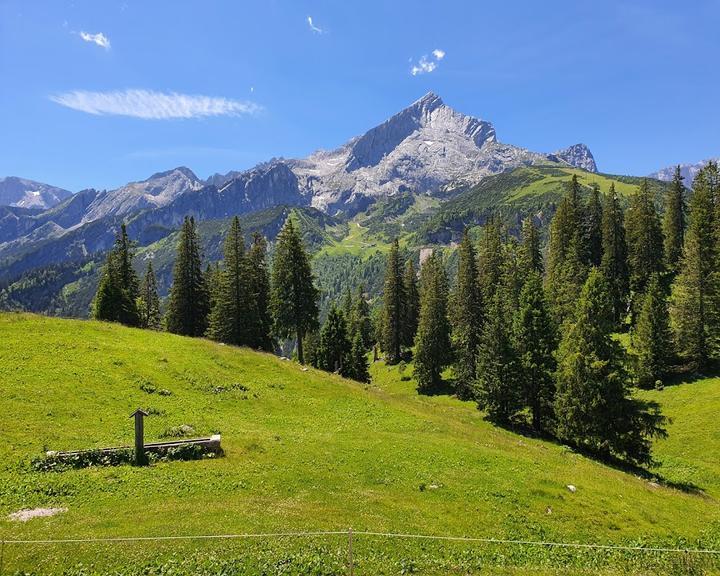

left=130, top=408, right=149, bottom=466
left=347, top=528, right=354, bottom=576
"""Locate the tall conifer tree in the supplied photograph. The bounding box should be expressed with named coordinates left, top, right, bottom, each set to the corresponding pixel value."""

left=625, top=180, right=664, bottom=299
left=270, top=218, right=319, bottom=364
left=401, top=259, right=420, bottom=348
left=584, top=184, right=603, bottom=267
left=477, top=218, right=505, bottom=302
left=207, top=217, right=250, bottom=346
left=165, top=216, right=210, bottom=336
left=513, top=272, right=557, bottom=432
left=476, top=290, right=522, bottom=424
left=554, top=269, right=667, bottom=466
left=600, top=185, right=630, bottom=325
left=316, top=303, right=351, bottom=374
left=663, top=166, right=686, bottom=276
left=381, top=239, right=404, bottom=364
left=518, top=216, right=543, bottom=278
left=413, top=252, right=451, bottom=393
left=247, top=233, right=274, bottom=351
left=450, top=230, right=483, bottom=399
left=633, top=274, right=673, bottom=388
left=93, top=224, right=140, bottom=327
left=670, top=165, right=720, bottom=369
left=138, top=261, right=161, bottom=330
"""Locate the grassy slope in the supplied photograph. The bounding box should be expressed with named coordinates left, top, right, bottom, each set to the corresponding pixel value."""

left=0, top=314, right=719, bottom=574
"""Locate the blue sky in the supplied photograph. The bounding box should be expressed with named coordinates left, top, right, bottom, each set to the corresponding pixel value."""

left=1, top=0, right=718, bottom=191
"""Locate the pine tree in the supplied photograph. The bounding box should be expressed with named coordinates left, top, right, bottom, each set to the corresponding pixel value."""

left=600, top=185, right=630, bottom=325
left=476, top=290, right=522, bottom=424
left=518, top=216, right=543, bottom=278
left=93, top=224, right=140, bottom=327
left=513, top=272, right=557, bottom=431
left=625, top=180, right=664, bottom=299
left=450, top=230, right=483, bottom=399
left=341, top=288, right=353, bottom=321
left=477, top=218, right=505, bottom=302
left=270, top=217, right=319, bottom=364
left=670, top=165, right=720, bottom=369
left=401, top=259, right=419, bottom=349
left=381, top=239, right=404, bottom=364
left=584, top=184, right=603, bottom=266
left=206, top=262, right=223, bottom=312
left=633, top=274, right=673, bottom=388
left=247, top=233, right=273, bottom=351
left=663, top=166, right=686, bottom=277
left=316, top=303, right=351, bottom=374
left=347, top=331, right=370, bottom=383
left=349, top=285, right=373, bottom=349
left=413, top=251, right=451, bottom=393
left=138, top=262, right=161, bottom=330
left=165, top=216, right=210, bottom=337
left=554, top=269, right=667, bottom=466
left=207, top=217, right=251, bottom=346
left=545, top=177, right=588, bottom=324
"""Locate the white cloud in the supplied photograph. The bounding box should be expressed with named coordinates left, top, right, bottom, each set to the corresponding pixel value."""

left=307, top=16, right=324, bottom=34
left=79, top=31, right=111, bottom=50
left=410, top=49, right=446, bottom=76
left=49, top=89, right=262, bottom=120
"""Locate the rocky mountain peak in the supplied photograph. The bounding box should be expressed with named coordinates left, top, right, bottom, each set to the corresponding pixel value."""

left=551, top=144, right=598, bottom=173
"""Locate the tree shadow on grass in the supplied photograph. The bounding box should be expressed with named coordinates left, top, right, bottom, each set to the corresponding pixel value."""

left=492, top=418, right=707, bottom=497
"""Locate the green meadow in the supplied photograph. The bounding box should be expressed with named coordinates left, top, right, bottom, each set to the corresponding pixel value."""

left=0, top=313, right=718, bottom=575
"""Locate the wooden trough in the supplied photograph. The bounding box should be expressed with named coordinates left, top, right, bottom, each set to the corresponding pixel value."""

left=46, top=434, right=223, bottom=460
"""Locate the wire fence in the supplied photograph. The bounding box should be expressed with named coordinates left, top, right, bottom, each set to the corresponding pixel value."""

left=2, top=529, right=720, bottom=575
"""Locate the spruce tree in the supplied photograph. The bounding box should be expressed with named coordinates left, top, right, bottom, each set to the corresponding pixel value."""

left=545, top=177, right=587, bottom=324
left=247, top=233, right=273, bottom=351
left=401, top=259, right=420, bottom=349
left=270, top=218, right=319, bottom=364
left=349, top=285, right=373, bottom=349
left=347, top=331, right=370, bottom=383
left=584, top=184, right=603, bottom=266
left=477, top=218, right=505, bottom=302
left=625, top=180, right=664, bottom=298
left=633, top=274, right=673, bottom=388
left=663, top=166, right=686, bottom=277
left=165, top=216, right=210, bottom=337
left=381, top=239, right=404, bottom=364
left=316, top=303, right=351, bottom=374
left=600, top=185, right=630, bottom=325
left=341, top=288, right=353, bottom=321
left=93, top=224, right=140, bottom=327
left=207, top=217, right=250, bottom=346
left=450, top=230, right=483, bottom=399
left=670, top=165, right=720, bottom=369
left=476, top=290, right=522, bottom=424
left=518, top=216, right=543, bottom=278
left=513, top=272, right=557, bottom=432
left=138, top=262, right=161, bottom=330
left=413, top=252, right=451, bottom=393
left=554, top=269, right=667, bottom=466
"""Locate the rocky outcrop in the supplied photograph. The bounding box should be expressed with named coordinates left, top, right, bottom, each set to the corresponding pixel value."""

left=650, top=158, right=719, bottom=186
left=550, top=144, right=598, bottom=173
left=0, top=177, right=71, bottom=209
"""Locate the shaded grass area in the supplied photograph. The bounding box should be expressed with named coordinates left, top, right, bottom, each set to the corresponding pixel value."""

left=0, top=313, right=719, bottom=574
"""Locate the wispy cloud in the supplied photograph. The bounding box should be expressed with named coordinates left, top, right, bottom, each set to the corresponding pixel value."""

left=79, top=31, right=111, bottom=50
left=307, top=16, right=324, bottom=34
left=49, top=89, right=262, bottom=120
left=410, top=48, right=446, bottom=76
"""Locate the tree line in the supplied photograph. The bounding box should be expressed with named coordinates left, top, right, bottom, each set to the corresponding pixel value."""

left=377, top=164, right=720, bottom=467
left=93, top=216, right=362, bottom=372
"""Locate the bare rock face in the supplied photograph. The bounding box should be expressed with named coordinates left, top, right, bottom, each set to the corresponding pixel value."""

left=550, top=144, right=598, bottom=173
left=286, top=92, right=560, bottom=213
left=650, top=158, right=720, bottom=186
left=80, top=167, right=203, bottom=223
left=0, top=177, right=71, bottom=209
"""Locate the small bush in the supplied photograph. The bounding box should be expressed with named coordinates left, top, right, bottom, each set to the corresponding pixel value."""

left=32, top=448, right=135, bottom=472
left=160, top=424, right=195, bottom=438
